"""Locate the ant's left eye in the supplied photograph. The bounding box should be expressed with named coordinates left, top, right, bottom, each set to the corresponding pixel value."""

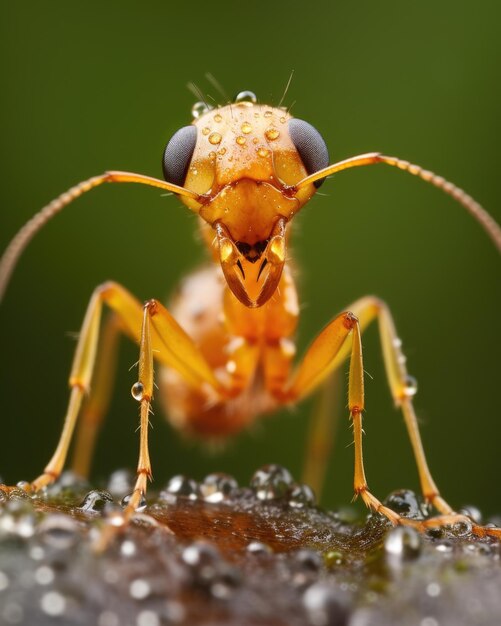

left=288, top=119, right=329, bottom=188
left=162, top=125, right=198, bottom=187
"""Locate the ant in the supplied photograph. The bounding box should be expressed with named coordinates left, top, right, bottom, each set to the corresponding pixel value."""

left=1, top=89, right=500, bottom=539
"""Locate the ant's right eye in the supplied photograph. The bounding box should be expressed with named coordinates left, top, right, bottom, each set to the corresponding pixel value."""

left=162, top=126, right=197, bottom=187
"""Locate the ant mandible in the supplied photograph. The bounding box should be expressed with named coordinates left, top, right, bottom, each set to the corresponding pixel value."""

left=1, top=89, right=500, bottom=539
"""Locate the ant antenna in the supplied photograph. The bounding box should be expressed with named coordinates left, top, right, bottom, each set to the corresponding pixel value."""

left=205, top=73, right=230, bottom=104
left=186, top=82, right=211, bottom=110
left=278, top=70, right=295, bottom=108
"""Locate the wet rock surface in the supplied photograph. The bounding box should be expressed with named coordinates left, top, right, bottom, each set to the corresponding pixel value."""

left=0, top=466, right=500, bottom=626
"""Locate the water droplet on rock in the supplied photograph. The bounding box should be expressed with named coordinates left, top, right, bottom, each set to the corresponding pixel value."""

left=201, top=473, right=237, bottom=503
left=384, top=526, right=422, bottom=565
left=250, top=464, right=294, bottom=501
left=79, top=489, right=114, bottom=513
left=303, top=582, right=348, bottom=626
left=159, top=475, right=200, bottom=503
left=288, top=483, right=316, bottom=508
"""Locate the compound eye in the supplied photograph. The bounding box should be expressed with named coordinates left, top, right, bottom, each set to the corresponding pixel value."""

left=162, top=125, right=197, bottom=186
left=288, top=119, right=329, bottom=188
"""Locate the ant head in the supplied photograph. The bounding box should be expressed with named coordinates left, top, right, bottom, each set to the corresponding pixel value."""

left=162, top=97, right=329, bottom=308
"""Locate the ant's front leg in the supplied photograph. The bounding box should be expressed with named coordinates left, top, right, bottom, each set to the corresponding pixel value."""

left=1, top=281, right=226, bottom=503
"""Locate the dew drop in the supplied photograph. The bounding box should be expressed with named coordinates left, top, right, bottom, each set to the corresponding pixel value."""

left=384, top=526, right=422, bottom=564
left=159, top=475, right=200, bottom=502
left=257, top=147, right=270, bottom=158
left=384, top=490, right=426, bottom=519
left=79, top=489, right=114, bottom=514
left=246, top=541, right=272, bottom=555
left=201, top=473, right=238, bottom=503
left=208, top=132, right=222, bottom=145
left=218, top=147, right=227, bottom=155
left=40, top=591, right=66, bottom=616
left=202, top=126, right=210, bottom=136
left=120, top=539, right=137, bottom=557
left=264, top=110, right=273, bottom=118
left=250, top=464, right=294, bottom=501
left=288, top=483, right=316, bottom=508
left=35, top=565, right=54, bottom=586
left=214, top=113, right=222, bottom=123
left=192, top=101, right=209, bottom=119
left=121, top=492, right=147, bottom=512
left=131, top=382, right=144, bottom=402
left=129, top=578, right=151, bottom=600
left=303, top=582, right=348, bottom=626
left=403, top=375, right=418, bottom=397
left=234, top=90, right=257, bottom=104
left=241, top=122, right=252, bottom=134
left=236, top=135, right=246, bottom=146
left=265, top=126, right=280, bottom=141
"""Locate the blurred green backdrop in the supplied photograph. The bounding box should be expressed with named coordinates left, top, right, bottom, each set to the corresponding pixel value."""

left=1, top=1, right=500, bottom=517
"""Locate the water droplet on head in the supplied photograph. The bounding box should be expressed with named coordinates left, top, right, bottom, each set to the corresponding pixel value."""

left=37, top=514, right=81, bottom=550
left=214, top=113, right=222, bottom=123
left=241, top=122, right=252, bottom=134
left=384, top=526, right=422, bottom=565
left=236, top=136, right=246, bottom=146
left=192, top=101, right=209, bottom=119
left=121, top=492, right=147, bottom=512
left=265, top=127, right=280, bottom=141
left=234, top=90, right=257, bottom=104
left=257, top=147, right=270, bottom=158
left=131, top=382, right=144, bottom=402
left=201, top=473, right=238, bottom=503
left=250, top=464, right=294, bottom=501
left=208, top=132, right=222, bottom=145
left=264, top=110, right=273, bottom=118
left=159, top=475, right=200, bottom=502
left=288, top=483, right=316, bottom=508
left=403, top=375, right=418, bottom=397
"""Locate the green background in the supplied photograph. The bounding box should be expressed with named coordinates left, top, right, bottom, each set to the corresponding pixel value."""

left=1, top=2, right=500, bottom=517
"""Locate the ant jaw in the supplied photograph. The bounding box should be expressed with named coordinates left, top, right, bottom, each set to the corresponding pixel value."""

left=215, top=219, right=286, bottom=308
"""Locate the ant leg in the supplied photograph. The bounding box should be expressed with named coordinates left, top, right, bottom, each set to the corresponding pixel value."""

left=72, top=313, right=122, bottom=479
left=24, top=281, right=225, bottom=493
left=346, top=296, right=450, bottom=514
left=278, top=303, right=501, bottom=536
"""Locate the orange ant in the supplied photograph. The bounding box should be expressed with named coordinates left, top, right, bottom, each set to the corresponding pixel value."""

left=1, top=89, right=500, bottom=539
